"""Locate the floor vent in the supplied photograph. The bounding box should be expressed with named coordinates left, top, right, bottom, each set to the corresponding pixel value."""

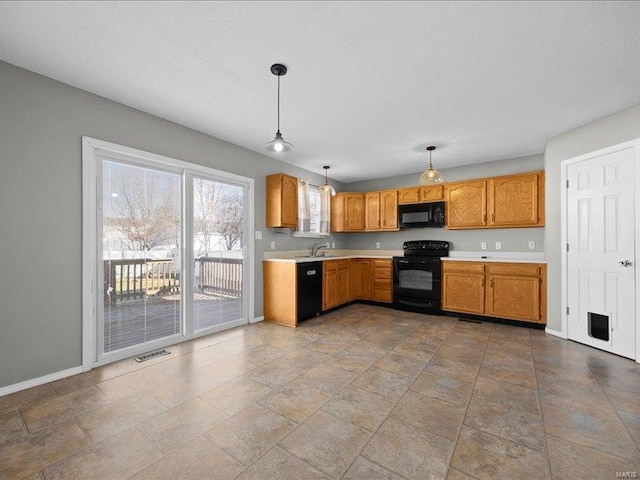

left=134, top=349, right=171, bottom=363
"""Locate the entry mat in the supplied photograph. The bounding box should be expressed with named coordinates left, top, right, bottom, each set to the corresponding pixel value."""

left=134, top=349, right=171, bottom=363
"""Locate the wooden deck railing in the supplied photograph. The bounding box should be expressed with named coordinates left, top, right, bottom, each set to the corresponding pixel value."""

left=104, top=257, right=242, bottom=305
left=195, top=257, right=243, bottom=297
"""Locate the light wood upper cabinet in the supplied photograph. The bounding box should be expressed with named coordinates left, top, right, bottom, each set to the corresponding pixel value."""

left=445, top=180, right=488, bottom=229
left=488, top=172, right=544, bottom=227
left=398, top=185, right=444, bottom=204
left=442, top=261, right=547, bottom=324
left=446, top=171, right=545, bottom=229
left=365, top=190, right=398, bottom=231
left=266, top=173, right=298, bottom=228
left=331, top=193, right=365, bottom=232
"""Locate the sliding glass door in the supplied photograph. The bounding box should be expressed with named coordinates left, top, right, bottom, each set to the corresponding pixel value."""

left=85, top=138, right=253, bottom=366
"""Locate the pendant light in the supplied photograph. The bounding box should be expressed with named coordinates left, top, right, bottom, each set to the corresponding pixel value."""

left=419, top=145, right=444, bottom=185
left=265, top=63, right=293, bottom=153
left=321, top=166, right=336, bottom=196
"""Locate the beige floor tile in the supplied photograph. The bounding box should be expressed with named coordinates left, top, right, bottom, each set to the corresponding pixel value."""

left=41, top=427, right=161, bottom=480
left=297, top=364, right=358, bottom=395
left=479, top=360, right=535, bottom=388
left=342, top=456, right=404, bottom=480
left=20, top=385, right=111, bottom=433
left=248, top=358, right=308, bottom=389
left=352, top=367, right=414, bottom=400
left=446, top=468, right=477, bottom=480
left=546, top=435, right=640, bottom=480
left=390, top=342, right=436, bottom=363
left=75, top=390, right=166, bottom=443
left=205, top=403, right=295, bottom=465
left=535, top=362, right=600, bottom=392
left=450, top=426, right=547, bottom=480
left=146, top=370, right=225, bottom=408
left=130, top=436, right=245, bottom=480
left=542, top=404, right=640, bottom=461
left=464, top=395, right=544, bottom=451
left=306, top=338, right=351, bottom=355
left=280, top=410, right=370, bottom=479
left=321, top=385, right=395, bottom=431
left=435, top=345, right=485, bottom=366
left=0, top=409, right=26, bottom=444
left=426, top=356, right=479, bottom=384
left=0, top=419, right=90, bottom=479
left=235, top=446, right=330, bottom=480
left=324, top=348, right=380, bottom=374
left=239, top=344, right=287, bottom=365
left=618, top=409, right=640, bottom=446
left=259, top=380, right=331, bottom=423
left=538, top=381, right=618, bottom=422
left=137, top=396, right=228, bottom=453
left=604, top=385, right=640, bottom=415
left=362, top=417, right=453, bottom=480
left=391, top=390, right=465, bottom=441
left=374, top=352, right=426, bottom=378
left=472, top=376, right=539, bottom=415
left=198, top=376, right=273, bottom=415
left=410, top=371, right=474, bottom=406
left=0, top=384, right=57, bottom=416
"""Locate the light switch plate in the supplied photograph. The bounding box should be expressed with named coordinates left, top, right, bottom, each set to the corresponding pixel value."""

left=480, top=242, right=487, bottom=250
left=331, top=242, right=335, bottom=248
left=254, top=230, right=262, bottom=240
left=270, top=241, right=276, bottom=250
left=495, top=241, right=502, bottom=250
left=375, top=242, right=381, bottom=249
left=528, top=241, right=536, bottom=250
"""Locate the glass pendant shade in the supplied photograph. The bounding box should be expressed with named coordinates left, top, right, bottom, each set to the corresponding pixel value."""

left=322, top=165, right=336, bottom=196
left=265, top=131, right=293, bottom=153
left=419, top=146, right=444, bottom=185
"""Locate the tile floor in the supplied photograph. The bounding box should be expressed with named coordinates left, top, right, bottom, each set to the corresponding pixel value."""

left=1, top=304, right=639, bottom=479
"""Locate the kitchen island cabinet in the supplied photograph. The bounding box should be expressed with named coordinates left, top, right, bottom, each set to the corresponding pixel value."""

left=442, top=260, right=547, bottom=324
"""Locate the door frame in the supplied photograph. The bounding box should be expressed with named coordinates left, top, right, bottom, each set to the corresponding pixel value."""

left=82, top=137, right=255, bottom=371
left=560, top=137, right=640, bottom=363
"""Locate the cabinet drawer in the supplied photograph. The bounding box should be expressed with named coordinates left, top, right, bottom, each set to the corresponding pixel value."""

left=486, top=263, right=541, bottom=276
left=373, top=277, right=391, bottom=289
left=442, top=261, right=485, bottom=274
left=373, top=288, right=392, bottom=303
left=337, top=260, right=351, bottom=271
left=323, top=260, right=339, bottom=272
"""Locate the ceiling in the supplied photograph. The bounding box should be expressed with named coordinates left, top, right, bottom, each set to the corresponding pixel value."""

left=1, top=1, right=640, bottom=183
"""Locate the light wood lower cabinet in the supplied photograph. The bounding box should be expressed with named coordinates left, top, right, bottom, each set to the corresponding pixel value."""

left=263, top=261, right=297, bottom=327
left=323, top=260, right=350, bottom=311
left=372, top=259, right=392, bottom=303
left=442, top=261, right=547, bottom=324
left=350, top=259, right=372, bottom=301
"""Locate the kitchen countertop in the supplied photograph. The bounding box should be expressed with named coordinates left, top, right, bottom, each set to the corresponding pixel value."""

left=263, top=249, right=400, bottom=263
left=442, top=251, right=546, bottom=264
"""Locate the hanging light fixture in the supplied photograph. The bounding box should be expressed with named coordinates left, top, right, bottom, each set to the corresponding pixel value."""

left=321, top=165, right=336, bottom=196
left=419, top=145, right=444, bottom=185
left=265, top=63, right=293, bottom=153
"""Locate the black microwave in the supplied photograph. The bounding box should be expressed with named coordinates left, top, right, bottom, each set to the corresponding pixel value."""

left=398, top=202, right=445, bottom=228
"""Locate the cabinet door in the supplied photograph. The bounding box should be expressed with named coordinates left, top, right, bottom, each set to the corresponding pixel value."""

left=337, top=262, right=351, bottom=305
left=365, top=193, right=381, bottom=230
left=446, top=180, right=487, bottom=229
left=380, top=190, right=398, bottom=230
left=420, top=185, right=444, bottom=202
left=398, top=187, right=421, bottom=204
left=485, top=274, right=540, bottom=322
left=488, top=173, right=541, bottom=227
left=350, top=259, right=371, bottom=300
left=323, top=261, right=339, bottom=310
left=266, top=173, right=298, bottom=228
left=345, top=194, right=365, bottom=231
left=442, top=270, right=485, bottom=313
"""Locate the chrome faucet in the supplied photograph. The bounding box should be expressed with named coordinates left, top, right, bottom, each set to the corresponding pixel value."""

left=311, top=242, right=328, bottom=257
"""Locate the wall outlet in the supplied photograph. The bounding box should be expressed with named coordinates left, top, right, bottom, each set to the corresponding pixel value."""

left=375, top=242, right=381, bottom=249
left=480, top=242, right=487, bottom=250
left=254, top=230, right=262, bottom=240
left=495, top=241, right=502, bottom=250
left=270, top=241, right=275, bottom=250
left=331, top=242, right=335, bottom=248
left=528, top=241, right=536, bottom=250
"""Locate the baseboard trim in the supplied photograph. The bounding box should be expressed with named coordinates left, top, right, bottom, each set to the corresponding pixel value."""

left=545, top=327, right=566, bottom=339
left=251, top=316, right=264, bottom=324
left=0, top=366, right=83, bottom=397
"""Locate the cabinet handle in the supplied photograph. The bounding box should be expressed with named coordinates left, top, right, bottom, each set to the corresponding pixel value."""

left=483, top=214, right=487, bottom=223
left=490, top=278, right=494, bottom=287
left=491, top=214, right=495, bottom=223
left=482, top=278, right=485, bottom=287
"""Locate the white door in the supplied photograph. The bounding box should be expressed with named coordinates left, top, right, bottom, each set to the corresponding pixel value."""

left=567, top=147, right=636, bottom=359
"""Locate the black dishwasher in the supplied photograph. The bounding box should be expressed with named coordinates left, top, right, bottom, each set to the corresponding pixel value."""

left=297, top=262, right=323, bottom=322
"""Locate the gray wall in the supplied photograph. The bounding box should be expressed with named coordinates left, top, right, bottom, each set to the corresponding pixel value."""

left=0, top=61, right=346, bottom=388
left=544, top=103, right=640, bottom=332
left=344, top=155, right=545, bottom=252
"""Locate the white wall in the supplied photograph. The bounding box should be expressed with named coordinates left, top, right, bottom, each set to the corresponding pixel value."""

left=544, top=103, right=640, bottom=332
